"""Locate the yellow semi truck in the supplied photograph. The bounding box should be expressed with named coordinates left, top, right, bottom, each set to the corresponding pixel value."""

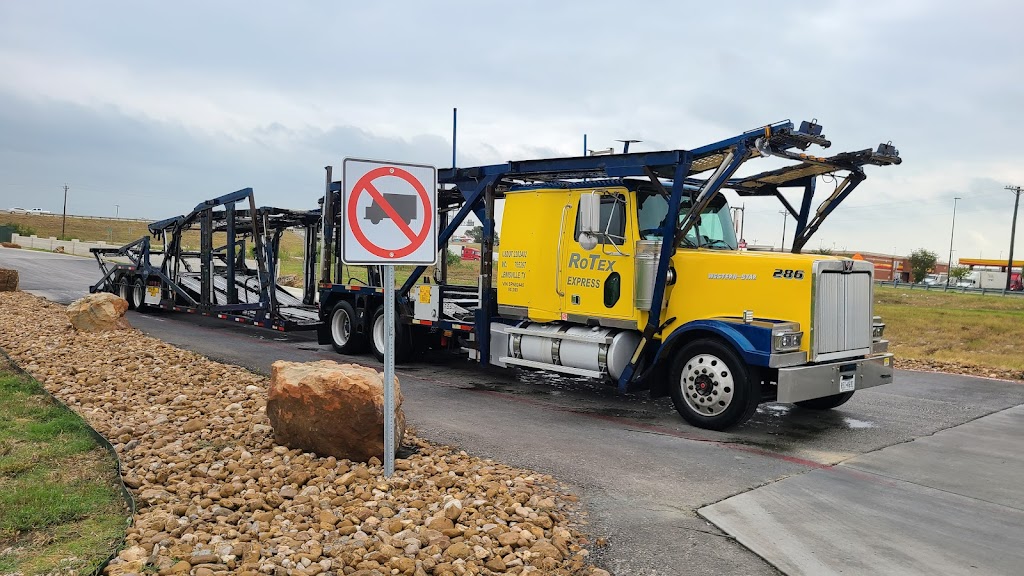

left=318, top=119, right=901, bottom=430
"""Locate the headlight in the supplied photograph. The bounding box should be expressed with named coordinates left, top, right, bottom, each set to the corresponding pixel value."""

left=873, top=316, right=886, bottom=340
left=773, top=331, right=803, bottom=352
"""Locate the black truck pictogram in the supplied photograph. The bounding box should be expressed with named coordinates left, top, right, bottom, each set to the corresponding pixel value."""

left=366, top=193, right=418, bottom=225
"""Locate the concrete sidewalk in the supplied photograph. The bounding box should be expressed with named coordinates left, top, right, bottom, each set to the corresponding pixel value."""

left=700, top=404, right=1024, bottom=576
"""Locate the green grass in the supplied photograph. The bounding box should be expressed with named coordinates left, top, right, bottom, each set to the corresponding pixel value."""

left=875, top=286, right=1024, bottom=373
left=0, top=359, right=128, bottom=575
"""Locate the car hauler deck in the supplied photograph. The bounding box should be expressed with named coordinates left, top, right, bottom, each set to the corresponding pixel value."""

left=90, top=188, right=321, bottom=332
left=317, top=119, right=902, bottom=430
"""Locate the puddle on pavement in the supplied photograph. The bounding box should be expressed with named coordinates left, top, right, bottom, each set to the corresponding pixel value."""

left=572, top=406, right=658, bottom=420
left=842, top=417, right=875, bottom=429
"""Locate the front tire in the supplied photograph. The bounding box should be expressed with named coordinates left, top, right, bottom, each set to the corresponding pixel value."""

left=669, top=339, right=759, bottom=431
left=370, top=305, right=413, bottom=363
left=329, top=300, right=366, bottom=354
left=794, top=391, right=855, bottom=410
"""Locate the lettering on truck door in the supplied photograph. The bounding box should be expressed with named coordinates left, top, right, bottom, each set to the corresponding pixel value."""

left=559, top=190, right=636, bottom=324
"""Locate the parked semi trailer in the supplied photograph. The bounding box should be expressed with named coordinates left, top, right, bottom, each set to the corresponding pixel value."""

left=90, top=188, right=322, bottom=331
left=317, top=119, right=902, bottom=430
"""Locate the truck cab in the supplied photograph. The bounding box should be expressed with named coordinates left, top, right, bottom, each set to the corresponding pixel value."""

left=495, top=179, right=891, bottom=429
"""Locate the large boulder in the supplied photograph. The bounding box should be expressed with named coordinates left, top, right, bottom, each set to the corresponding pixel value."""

left=66, top=292, right=131, bottom=332
left=0, top=268, right=17, bottom=291
left=267, top=360, right=406, bottom=462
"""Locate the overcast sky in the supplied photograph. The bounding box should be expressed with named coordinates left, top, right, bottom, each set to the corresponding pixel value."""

left=1, top=1, right=1022, bottom=262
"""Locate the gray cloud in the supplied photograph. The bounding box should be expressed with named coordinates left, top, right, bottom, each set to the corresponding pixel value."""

left=1, top=0, right=1022, bottom=260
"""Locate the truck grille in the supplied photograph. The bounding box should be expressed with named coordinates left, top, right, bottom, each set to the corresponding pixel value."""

left=814, top=270, right=872, bottom=358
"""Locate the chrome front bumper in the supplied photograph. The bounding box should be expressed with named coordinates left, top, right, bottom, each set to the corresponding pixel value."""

left=776, top=353, right=895, bottom=404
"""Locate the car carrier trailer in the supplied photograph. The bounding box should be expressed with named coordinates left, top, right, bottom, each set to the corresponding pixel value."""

left=90, top=188, right=321, bottom=332
left=317, top=119, right=902, bottom=430
left=90, top=118, right=901, bottom=430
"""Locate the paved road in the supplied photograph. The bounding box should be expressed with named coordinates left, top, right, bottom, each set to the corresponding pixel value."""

left=4, top=246, right=1024, bottom=575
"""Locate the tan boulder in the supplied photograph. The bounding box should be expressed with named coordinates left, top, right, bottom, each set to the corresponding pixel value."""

left=66, top=292, right=131, bottom=331
left=266, top=360, right=405, bottom=462
left=0, top=268, right=17, bottom=291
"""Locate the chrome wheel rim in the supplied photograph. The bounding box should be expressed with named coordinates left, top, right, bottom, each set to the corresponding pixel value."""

left=681, top=353, right=734, bottom=417
left=331, top=307, right=351, bottom=348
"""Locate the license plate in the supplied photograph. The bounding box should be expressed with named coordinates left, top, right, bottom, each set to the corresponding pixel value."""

left=839, top=374, right=856, bottom=392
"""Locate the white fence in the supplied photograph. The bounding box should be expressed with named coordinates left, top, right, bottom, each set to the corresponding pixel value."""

left=10, top=233, right=113, bottom=256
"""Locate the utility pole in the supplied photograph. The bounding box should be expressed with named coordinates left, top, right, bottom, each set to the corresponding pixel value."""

left=946, top=197, right=961, bottom=288
left=1006, top=185, right=1022, bottom=291
left=115, top=204, right=120, bottom=219
left=61, top=184, right=69, bottom=239
left=779, top=210, right=788, bottom=252
left=891, top=246, right=898, bottom=282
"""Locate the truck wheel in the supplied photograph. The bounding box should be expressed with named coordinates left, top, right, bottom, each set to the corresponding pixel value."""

left=116, top=273, right=136, bottom=310
left=794, top=391, right=855, bottom=410
left=370, top=305, right=412, bottom=363
left=330, top=300, right=366, bottom=354
left=133, top=277, right=149, bottom=312
left=669, top=339, right=759, bottom=431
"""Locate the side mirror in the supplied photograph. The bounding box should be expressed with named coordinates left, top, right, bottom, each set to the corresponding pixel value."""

left=579, top=193, right=601, bottom=234
left=578, top=193, right=602, bottom=251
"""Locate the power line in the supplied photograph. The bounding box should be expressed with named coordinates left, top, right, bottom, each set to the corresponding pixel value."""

left=61, top=184, right=69, bottom=239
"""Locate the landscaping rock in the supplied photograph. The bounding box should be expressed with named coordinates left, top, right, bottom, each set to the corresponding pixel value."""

left=66, top=292, right=130, bottom=332
left=0, top=292, right=604, bottom=576
left=267, top=360, right=405, bottom=461
left=0, top=268, right=17, bottom=291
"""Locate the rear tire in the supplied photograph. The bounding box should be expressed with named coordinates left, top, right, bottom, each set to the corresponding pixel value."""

left=133, top=277, right=148, bottom=312
left=370, top=305, right=413, bottom=364
left=329, top=300, right=366, bottom=355
left=116, top=273, right=136, bottom=310
left=794, top=391, right=855, bottom=410
left=669, top=339, right=759, bottom=431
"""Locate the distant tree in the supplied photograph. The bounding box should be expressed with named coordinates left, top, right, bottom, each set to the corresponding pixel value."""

left=949, top=264, right=971, bottom=282
left=909, top=248, right=938, bottom=283
left=467, top=225, right=498, bottom=245
left=2, top=222, right=36, bottom=236
left=812, top=247, right=834, bottom=255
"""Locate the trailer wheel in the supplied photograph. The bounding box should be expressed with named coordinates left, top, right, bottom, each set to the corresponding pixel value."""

left=133, top=277, right=149, bottom=311
left=370, top=305, right=412, bottom=364
left=669, top=339, right=759, bottom=431
left=330, top=300, right=366, bottom=354
left=794, top=391, right=855, bottom=410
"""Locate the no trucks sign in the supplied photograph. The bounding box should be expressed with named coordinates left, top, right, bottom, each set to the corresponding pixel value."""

left=342, top=158, right=438, bottom=265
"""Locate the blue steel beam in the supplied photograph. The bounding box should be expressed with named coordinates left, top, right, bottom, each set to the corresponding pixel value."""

left=793, top=179, right=817, bottom=247
left=616, top=156, right=693, bottom=391
left=397, top=176, right=497, bottom=298
left=791, top=172, right=865, bottom=253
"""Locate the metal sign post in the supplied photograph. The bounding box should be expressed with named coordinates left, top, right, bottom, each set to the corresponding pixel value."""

left=341, top=158, right=437, bottom=477
left=383, top=265, right=396, bottom=476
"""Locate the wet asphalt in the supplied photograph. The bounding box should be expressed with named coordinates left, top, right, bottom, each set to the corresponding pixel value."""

left=4, top=246, right=1024, bottom=575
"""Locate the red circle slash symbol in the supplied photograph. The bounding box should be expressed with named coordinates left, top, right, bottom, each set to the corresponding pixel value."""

left=348, top=166, right=433, bottom=259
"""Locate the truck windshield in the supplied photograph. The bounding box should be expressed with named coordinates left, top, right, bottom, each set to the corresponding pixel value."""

left=636, top=193, right=738, bottom=249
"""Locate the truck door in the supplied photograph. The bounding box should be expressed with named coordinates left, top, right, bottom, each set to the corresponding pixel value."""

left=558, top=190, right=637, bottom=325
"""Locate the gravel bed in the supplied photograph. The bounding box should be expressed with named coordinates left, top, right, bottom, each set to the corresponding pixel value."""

left=0, top=292, right=607, bottom=576
left=896, top=357, right=1024, bottom=382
